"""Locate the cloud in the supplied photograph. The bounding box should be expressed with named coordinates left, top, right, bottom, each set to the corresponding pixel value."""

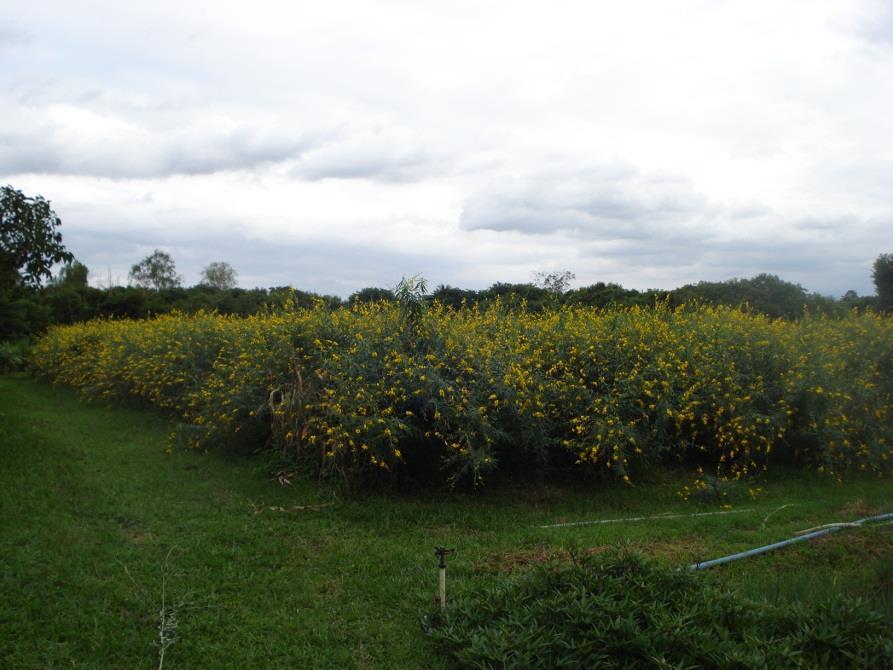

left=571, top=214, right=883, bottom=296
left=455, top=161, right=887, bottom=296
left=3, top=0, right=892, bottom=299
left=0, top=25, right=31, bottom=48
left=291, top=124, right=449, bottom=182
left=0, top=99, right=449, bottom=182
left=459, top=164, right=710, bottom=239
left=727, top=201, right=773, bottom=220
left=855, top=0, right=893, bottom=47
left=0, top=103, right=315, bottom=178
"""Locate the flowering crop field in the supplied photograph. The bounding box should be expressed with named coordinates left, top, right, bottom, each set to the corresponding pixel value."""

left=30, top=302, right=893, bottom=488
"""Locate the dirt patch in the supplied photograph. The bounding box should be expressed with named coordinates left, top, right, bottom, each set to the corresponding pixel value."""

left=473, top=547, right=571, bottom=573
left=213, top=487, right=234, bottom=502
left=474, top=537, right=707, bottom=573
left=837, top=498, right=884, bottom=519
left=315, top=575, right=345, bottom=597
left=636, top=537, right=709, bottom=564
left=809, top=524, right=893, bottom=560
left=120, top=526, right=156, bottom=546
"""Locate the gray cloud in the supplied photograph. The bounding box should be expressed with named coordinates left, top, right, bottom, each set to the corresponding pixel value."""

left=459, top=164, right=884, bottom=297
left=857, top=1, right=893, bottom=47
left=290, top=125, right=450, bottom=182
left=295, top=149, right=437, bottom=182
left=573, top=217, right=880, bottom=296
left=460, top=165, right=710, bottom=238
left=0, top=26, right=31, bottom=48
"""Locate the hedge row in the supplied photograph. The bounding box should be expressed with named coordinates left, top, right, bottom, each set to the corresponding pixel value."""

left=30, top=301, right=893, bottom=487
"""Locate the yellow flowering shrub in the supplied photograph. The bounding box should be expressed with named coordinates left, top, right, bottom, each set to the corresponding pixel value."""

left=30, top=300, right=893, bottom=487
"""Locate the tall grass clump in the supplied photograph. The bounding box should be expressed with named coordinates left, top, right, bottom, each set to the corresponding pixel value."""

left=29, top=300, right=893, bottom=488
left=428, top=550, right=893, bottom=669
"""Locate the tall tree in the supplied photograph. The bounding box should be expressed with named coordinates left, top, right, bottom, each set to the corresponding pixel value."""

left=129, top=250, right=182, bottom=290
left=200, top=261, right=237, bottom=290
left=0, top=185, right=73, bottom=288
left=873, top=253, right=893, bottom=312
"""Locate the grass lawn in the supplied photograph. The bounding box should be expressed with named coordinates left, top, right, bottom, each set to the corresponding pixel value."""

left=1, top=375, right=891, bottom=669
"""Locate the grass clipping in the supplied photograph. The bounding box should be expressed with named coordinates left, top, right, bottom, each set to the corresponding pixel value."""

left=429, top=550, right=893, bottom=669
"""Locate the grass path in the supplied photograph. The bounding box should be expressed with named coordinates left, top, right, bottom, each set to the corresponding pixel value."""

left=1, top=375, right=891, bottom=668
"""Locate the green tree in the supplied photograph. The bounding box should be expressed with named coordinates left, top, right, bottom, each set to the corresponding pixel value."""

left=129, top=250, right=182, bottom=290
left=565, top=282, right=643, bottom=309
left=873, top=253, right=893, bottom=312
left=54, top=260, right=89, bottom=288
left=670, top=274, right=813, bottom=319
left=431, top=284, right=479, bottom=309
left=0, top=185, right=73, bottom=288
left=42, top=261, right=91, bottom=325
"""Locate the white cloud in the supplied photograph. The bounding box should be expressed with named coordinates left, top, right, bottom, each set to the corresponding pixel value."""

left=0, top=102, right=315, bottom=177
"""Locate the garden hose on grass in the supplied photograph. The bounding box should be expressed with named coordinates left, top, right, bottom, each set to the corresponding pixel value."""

left=539, top=507, right=754, bottom=529
left=687, top=511, right=893, bottom=570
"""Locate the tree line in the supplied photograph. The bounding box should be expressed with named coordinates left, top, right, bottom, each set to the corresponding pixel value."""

left=2, top=184, right=892, bottom=343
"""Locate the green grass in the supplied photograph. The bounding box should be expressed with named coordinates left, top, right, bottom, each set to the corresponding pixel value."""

left=431, top=551, right=893, bottom=669
left=1, top=375, right=891, bottom=669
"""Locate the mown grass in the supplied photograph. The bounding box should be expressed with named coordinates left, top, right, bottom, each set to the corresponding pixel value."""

left=1, top=375, right=891, bottom=669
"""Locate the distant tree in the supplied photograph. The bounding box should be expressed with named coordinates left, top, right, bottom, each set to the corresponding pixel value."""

left=42, top=261, right=91, bottom=325
left=348, top=287, right=394, bottom=306
left=200, top=261, right=237, bottom=290
left=839, top=289, right=875, bottom=312
left=0, top=185, right=73, bottom=288
left=532, top=270, right=575, bottom=294
left=100, top=286, right=150, bottom=319
left=672, top=274, right=811, bottom=319
left=565, top=282, right=642, bottom=309
left=129, top=250, right=182, bottom=290
left=54, top=260, right=89, bottom=288
left=480, top=282, right=554, bottom=312
left=873, top=253, right=893, bottom=312
left=431, top=284, right=479, bottom=309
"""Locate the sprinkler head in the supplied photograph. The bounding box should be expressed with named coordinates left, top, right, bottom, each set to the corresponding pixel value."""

left=434, top=546, right=455, bottom=568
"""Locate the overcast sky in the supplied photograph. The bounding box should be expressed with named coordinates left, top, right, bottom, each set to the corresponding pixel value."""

left=2, top=0, right=891, bottom=296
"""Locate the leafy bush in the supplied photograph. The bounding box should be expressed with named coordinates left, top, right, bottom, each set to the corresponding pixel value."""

left=0, top=340, right=27, bottom=373
left=429, top=550, right=893, bottom=669
left=29, top=302, right=893, bottom=488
